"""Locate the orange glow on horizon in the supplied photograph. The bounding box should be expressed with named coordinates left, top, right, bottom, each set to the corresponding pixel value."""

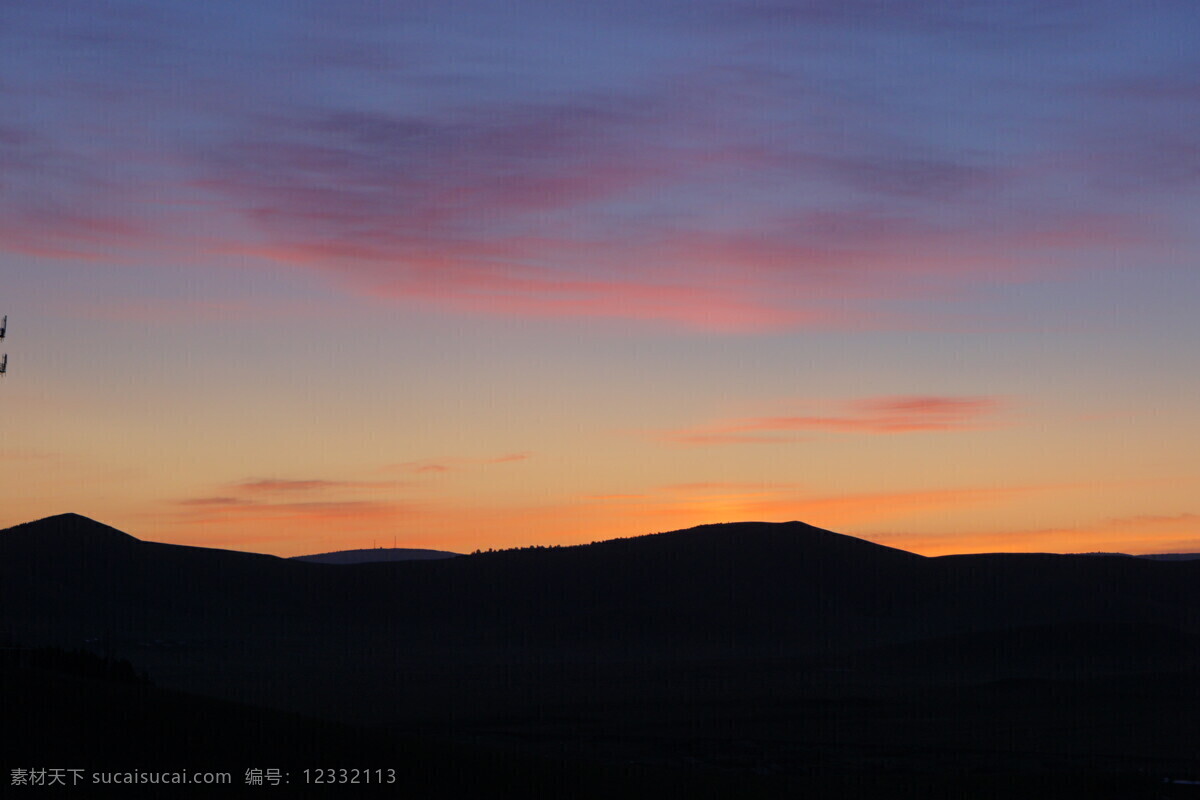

left=82, top=481, right=1200, bottom=560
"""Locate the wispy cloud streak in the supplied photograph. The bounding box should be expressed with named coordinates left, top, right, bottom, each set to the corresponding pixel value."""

left=2, top=0, right=1191, bottom=329
left=385, top=453, right=532, bottom=475
left=875, top=512, right=1200, bottom=556
left=664, top=395, right=1005, bottom=444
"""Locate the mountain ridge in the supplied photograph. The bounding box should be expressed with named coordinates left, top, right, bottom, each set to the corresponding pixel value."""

left=4, top=512, right=1199, bottom=784
left=291, top=547, right=461, bottom=564
left=5, top=513, right=1197, bottom=655
left=6, top=513, right=1194, bottom=562
left=1, top=512, right=139, bottom=546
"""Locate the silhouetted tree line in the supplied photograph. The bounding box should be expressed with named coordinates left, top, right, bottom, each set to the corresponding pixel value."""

left=0, top=645, right=152, bottom=686
left=467, top=533, right=672, bottom=557
left=470, top=544, right=566, bottom=555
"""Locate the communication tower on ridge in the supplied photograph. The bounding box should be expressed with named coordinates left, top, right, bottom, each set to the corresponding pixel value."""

left=1, top=315, right=6, bottom=375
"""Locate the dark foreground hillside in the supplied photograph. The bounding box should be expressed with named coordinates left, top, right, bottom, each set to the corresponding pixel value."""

left=5, top=652, right=1187, bottom=799
left=3, top=514, right=1199, bottom=797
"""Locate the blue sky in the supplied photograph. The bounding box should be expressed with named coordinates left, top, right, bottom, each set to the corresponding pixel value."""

left=2, top=0, right=1198, bottom=555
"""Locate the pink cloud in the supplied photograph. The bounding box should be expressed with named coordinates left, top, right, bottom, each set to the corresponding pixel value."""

left=223, top=230, right=834, bottom=333
left=660, top=481, right=794, bottom=492
left=226, top=195, right=1142, bottom=333
left=168, top=499, right=420, bottom=540
left=175, top=496, right=244, bottom=506
left=663, top=394, right=1005, bottom=444
left=233, top=478, right=405, bottom=493
left=162, top=468, right=429, bottom=552
left=0, top=78, right=1170, bottom=332
left=191, top=98, right=1158, bottom=331
left=488, top=453, right=532, bottom=463
left=170, top=476, right=412, bottom=515
left=0, top=211, right=148, bottom=260
left=368, top=265, right=819, bottom=332
left=665, top=432, right=800, bottom=445
left=385, top=453, right=533, bottom=474
left=875, top=512, right=1200, bottom=557
left=409, top=463, right=451, bottom=474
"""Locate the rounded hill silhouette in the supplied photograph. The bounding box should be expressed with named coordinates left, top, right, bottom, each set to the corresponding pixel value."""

left=3, top=513, right=1200, bottom=787
left=0, top=513, right=139, bottom=554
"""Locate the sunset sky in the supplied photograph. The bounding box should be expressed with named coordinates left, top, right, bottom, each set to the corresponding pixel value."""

left=2, top=1, right=1198, bottom=557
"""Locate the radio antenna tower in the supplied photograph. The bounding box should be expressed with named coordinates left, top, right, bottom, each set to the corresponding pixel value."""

left=0, top=315, right=6, bottom=375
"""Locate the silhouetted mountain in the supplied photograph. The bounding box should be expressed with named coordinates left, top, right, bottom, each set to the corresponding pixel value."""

left=291, top=547, right=460, bottom=564
left=1138, top=552, right=1200, bottom=561
left=5, top=514, right=1199, bottom=663
left=1081, top=551, right=1200, bottom=561
left=3, top=514, right=1199, bottom=791
left=0, top=512, right=138, bottom=552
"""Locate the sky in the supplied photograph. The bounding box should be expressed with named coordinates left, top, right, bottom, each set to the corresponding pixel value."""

left=1, top=0, right=1198, bottom=557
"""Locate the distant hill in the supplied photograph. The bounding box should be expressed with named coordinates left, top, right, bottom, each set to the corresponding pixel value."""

left=5, top=514, right=1197, bottom=666
left=0, top=512, right=138, bottom=551
left=1080, top=551, right=1200, bottom=561
left=1138, top=552, right=1200, bottom=561
left=4, top=513, right=1199, bottom=785
left=291, top=547, right=460, bottom=564
left=5, top=515, right=1197, bottom=653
